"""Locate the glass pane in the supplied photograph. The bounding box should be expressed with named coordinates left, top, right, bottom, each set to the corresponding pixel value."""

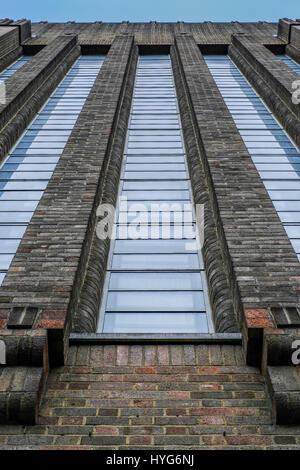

left=123, top=181, right=189, bottom=190
left=106, top=290, right=205, bottom=311
left=114, top=239, right=197, bottom=253
left=273, top=201, right=300, bottom=211
left=0, top=254, right=14, bottom=270
left=123, top=171, right=187, bottom=180
left=278, top=212, right=300, bottom=223
left=125, top=163, right=186, bottom=171
left=126, top=156, right=185, bottom=163
left=115, top=223, right=196, bottom=240
left=103, top=312, right=209, bottom=333
left=0, top=226, right=27, bottom=238
left=111, top=253, right=201, bottom=270
left=0, top=239, right=21, bottom=253
left=0, top=201, right=38, bottom=211
left=108, top=272, right=203, bottom=290
left=127, top=148, right=184, bottom=154
left=268, top=190, right=300, bottom=200
left=0, top=212, right=33, bottom=223
left=291, top=239, right=300, bottom=252
left=284, top=226, right=300, bottom=238
left=123, top=190, right=190, bottom=200
left=0, top=191, right=43, bottom=200
left=120, top=201, right=192, bottom=211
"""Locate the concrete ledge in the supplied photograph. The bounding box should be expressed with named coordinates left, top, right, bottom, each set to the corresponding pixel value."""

left=69, top=333, right=242, bottom=344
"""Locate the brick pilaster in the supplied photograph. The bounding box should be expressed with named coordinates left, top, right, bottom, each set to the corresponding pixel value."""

left=0, top=35, right=135, bottom=378
left=277, top=18, right=300, bottom=43
left=0, top=34, right=80, bottom=165
left=171, top=39, right=238, bottom=333
left=0, top=34, right=82, bottom=424
left=229, top=34, right=300, bottom=148
left=174, top=34, right=300, bottom=377
left=70, top=35, right=137, bottom=334
left=0, top=25, right=19, bottom=60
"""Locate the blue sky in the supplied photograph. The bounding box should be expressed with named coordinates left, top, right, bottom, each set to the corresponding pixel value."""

left=1, top=0, right=299, bottom=23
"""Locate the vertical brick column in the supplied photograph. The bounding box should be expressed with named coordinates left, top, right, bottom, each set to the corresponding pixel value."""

left=0, top=33, right=81, bottom=424
left=0, top=35, right=135, bottom=373
left=229, top=34, right=300, bottom=148
left=288, top=25, right=300, bottom=62
left=0, top=34, right=80, bottom=164
left=277, top=18, right=300, bottom=43
left=276, top=18, right=300, bottom=64
left=0, top=24, right=22, bottom=72
left=174, top=34, right=300, bottom=369
left=171, top=40, right=238, bottom=334
left=72, top=37, right=137, bottom=333
left=9, top=19, right=31, bottom=44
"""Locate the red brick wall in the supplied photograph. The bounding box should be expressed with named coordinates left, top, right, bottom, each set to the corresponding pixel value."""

left=0, top=344, right=299, bottom=449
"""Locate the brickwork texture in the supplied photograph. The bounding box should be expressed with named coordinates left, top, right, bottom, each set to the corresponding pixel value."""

left=0, top=16, right=299, bottom=445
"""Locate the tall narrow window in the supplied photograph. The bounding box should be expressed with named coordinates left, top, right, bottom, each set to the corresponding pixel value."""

left=0, top=55, right=105, bottom=285
left=98, top=55, right=213, bottom=334
left=0, top=55, right=33, bottom=81
left=204, top=55, right=300, bottom=262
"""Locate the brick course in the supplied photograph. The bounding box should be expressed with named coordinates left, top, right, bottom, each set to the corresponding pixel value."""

left=1, top=344, right=300, bottom=449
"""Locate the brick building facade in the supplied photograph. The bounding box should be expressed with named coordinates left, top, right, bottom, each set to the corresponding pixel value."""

left=0, top=17, right=300, bottom=449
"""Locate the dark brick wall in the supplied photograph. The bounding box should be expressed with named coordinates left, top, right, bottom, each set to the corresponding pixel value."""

left=28, top=21, right=282, bottom=47
left=0, top=17, right=300, bottom=436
